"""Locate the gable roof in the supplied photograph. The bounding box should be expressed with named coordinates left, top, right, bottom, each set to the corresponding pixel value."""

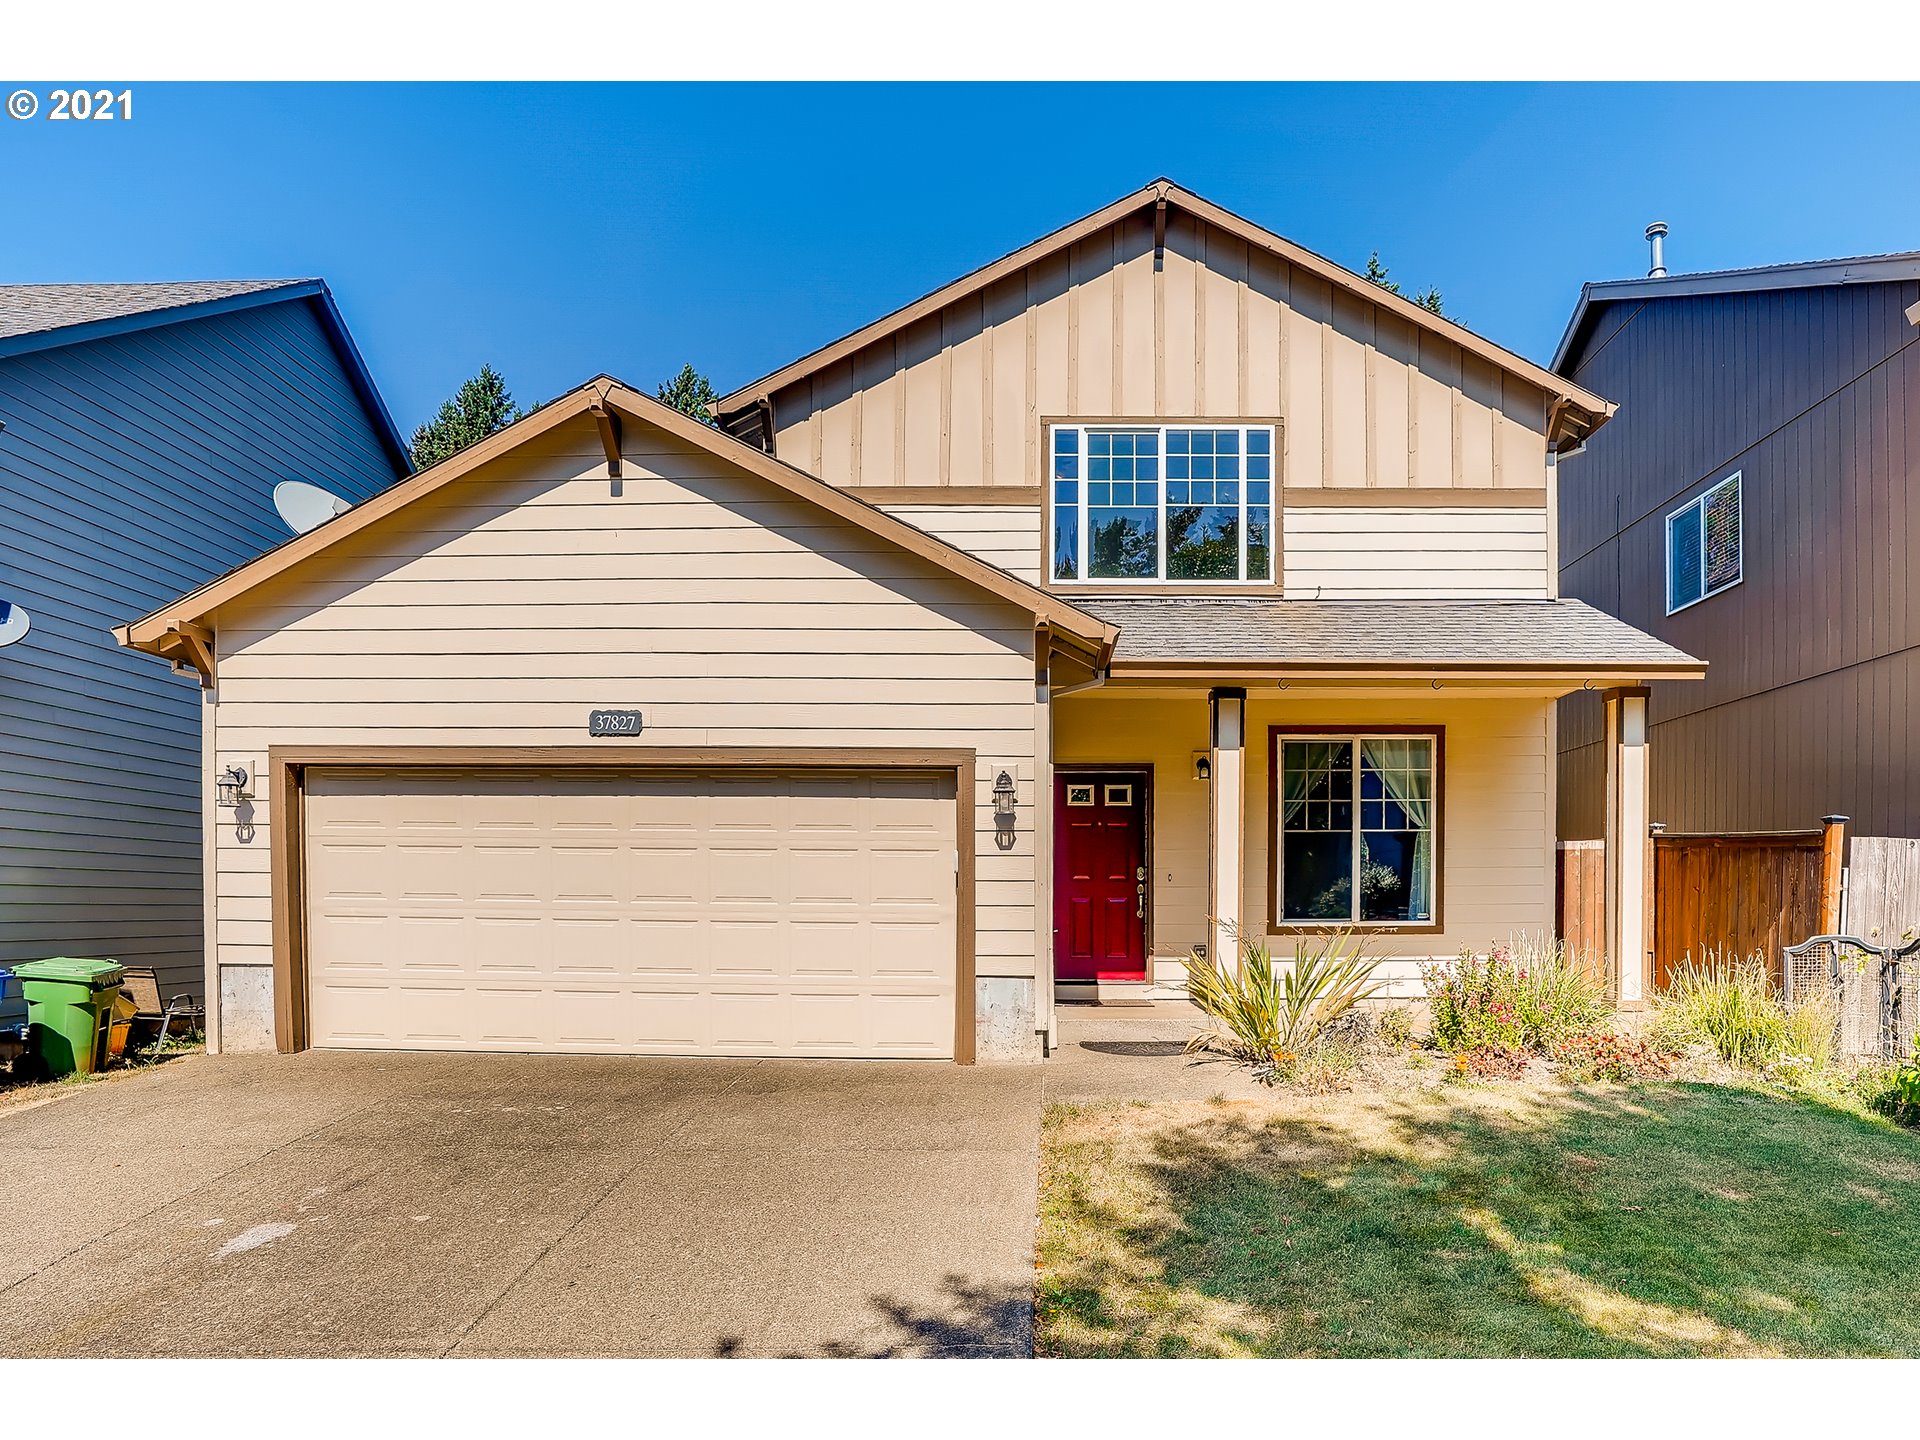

left=1552, top=249, right=1920, bottom=375
left=0, top=278, right=409, bottom=471
left=716, top=178, right=1615, bottom=452
left=115, top=375, right=1118, bottom=669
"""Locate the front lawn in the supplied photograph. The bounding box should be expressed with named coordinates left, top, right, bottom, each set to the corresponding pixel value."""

left=1037, top=1077, right=1920, bottom=1357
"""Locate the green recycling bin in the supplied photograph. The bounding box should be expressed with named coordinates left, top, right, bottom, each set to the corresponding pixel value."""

left=14, top=958, right=125, bottom=1077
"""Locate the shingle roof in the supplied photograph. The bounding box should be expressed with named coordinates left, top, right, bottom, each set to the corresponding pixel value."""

left=0, top=280, right=309, bottom=342
left=1079, top=597, right=1703, bottom=673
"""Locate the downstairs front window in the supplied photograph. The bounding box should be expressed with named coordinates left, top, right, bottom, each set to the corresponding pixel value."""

left=1276, top=732, right=1439, bottom=926
left=1050, top=423, right=1273, bottom=583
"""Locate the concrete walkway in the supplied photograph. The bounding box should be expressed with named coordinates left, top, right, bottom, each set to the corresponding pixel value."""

left=1044, top=1002, right=1273, bottom=1104
left=0, top=1050, right=1040, bottom=1357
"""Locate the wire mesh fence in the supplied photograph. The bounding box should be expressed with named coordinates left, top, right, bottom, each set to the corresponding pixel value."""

left=1781, top=935, right=1920, bottom=1061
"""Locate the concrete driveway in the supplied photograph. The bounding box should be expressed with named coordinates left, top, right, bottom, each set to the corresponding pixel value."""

left=0, top=1051, right=1041, bottom=1357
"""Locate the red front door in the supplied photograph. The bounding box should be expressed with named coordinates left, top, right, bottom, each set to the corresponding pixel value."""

left=1054, top=772, right=1148, bottom=982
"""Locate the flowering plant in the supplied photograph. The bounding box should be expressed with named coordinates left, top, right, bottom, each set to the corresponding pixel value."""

left=1423, top=935, right=1609, bottom=1055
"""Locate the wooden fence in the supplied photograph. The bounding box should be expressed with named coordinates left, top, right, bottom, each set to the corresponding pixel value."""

left=1556, top=820, right=1846, bottom=993
left=1554, top=840, right=1606, bottom=979
left=1844, top=835, right=1920, bottom=944
left=1652, top=831, right=1824, bottom=988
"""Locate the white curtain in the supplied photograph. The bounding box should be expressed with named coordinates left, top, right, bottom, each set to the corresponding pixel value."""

left=1362, top=738, right=1434, bottom=921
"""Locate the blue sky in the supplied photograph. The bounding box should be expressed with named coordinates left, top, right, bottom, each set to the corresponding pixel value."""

left=5, top=82, right=1918, bottom=433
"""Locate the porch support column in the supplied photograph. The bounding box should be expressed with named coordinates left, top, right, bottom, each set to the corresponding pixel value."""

left=1603, top=686, right=1652, bottom=1008
left=1208, top=688, right=1247, bottom=970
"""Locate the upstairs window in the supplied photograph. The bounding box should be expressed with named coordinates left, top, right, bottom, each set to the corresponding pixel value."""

left=1666, top=472, right=1742, bottom=614
left=1050, top=423, right=1274, bottom=584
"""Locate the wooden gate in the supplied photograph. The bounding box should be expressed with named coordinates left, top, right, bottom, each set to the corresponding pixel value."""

left=1652, top=832, right=1823, bottom=988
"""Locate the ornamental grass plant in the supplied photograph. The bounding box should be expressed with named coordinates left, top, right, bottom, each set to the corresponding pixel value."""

left=1651, top=952, right=1838, bottom=1073
left=1183, top=927, right=1387, bottom=1074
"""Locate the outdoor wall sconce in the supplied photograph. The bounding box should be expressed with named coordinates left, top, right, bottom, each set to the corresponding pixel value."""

left=1193, top=752, right=1211, bottom=782
left=992, top=769, right=1018, bottom=851
left=992, top=770, right=1016, bottom=816
left=216, top=763, right=250, bottom=808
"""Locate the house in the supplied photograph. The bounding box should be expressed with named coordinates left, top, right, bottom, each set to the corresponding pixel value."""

left=1552, top=241, right=1920, bottom=840
left=0, top=281, right=409, bottom=1018
left=117, top=182, right=1700, bottom=1063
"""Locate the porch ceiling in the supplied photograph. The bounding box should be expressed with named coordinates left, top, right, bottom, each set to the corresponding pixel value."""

left=1078, top=597, right=1705, bottom=684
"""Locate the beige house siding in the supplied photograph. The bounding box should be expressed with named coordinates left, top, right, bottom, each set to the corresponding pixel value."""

left=879, top=504, right=1043, bottom=583
left=1282, top=506, right=1551, bottom=599
left=768, top=207, right=1554, bottom=497
left=1056, top=690, right=1555, bottom=994
left=203, top=414, right=1044, bottom=1055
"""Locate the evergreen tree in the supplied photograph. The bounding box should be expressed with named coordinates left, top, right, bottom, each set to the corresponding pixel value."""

left=408, top=364, right=525, bottom=470
left=1364, top=251, right=1447, bottom=318
left=657, top=363, right=719, bottom=425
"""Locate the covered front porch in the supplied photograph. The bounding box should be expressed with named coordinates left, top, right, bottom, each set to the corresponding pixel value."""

left=1041, top=599, right=1705, bottom=1018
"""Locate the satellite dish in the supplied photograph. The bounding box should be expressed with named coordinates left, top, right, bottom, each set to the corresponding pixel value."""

left=0, top=600, right=29, bottom=648
left=273, top=480, right=352, bottom=535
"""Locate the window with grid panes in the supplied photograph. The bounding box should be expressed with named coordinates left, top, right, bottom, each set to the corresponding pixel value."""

left=1050, top=424, right=1274, bottom=583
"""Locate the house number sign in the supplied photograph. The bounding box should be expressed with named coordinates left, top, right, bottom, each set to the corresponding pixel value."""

left=588, top=709, right=644, bottom=737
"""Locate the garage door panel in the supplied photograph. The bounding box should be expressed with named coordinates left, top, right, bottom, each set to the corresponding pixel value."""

left=304, top=768, right=958, bottom=1058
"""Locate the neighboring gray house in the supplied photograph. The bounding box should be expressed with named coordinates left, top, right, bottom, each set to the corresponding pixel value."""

left=0, top=281, right=408, bottom=1013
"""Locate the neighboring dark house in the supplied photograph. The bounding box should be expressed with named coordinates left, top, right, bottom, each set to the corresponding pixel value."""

left=1553, top=246, right=1920, bottom=839
left=0, top=281, right=408, bottom=1014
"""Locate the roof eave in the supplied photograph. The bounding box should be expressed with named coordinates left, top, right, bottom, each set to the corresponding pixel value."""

left=717, top=180, right=1613, bottom=433
left=1106, top=658, right=1707, bottom=684
left=118, top=376, right=1117, bottom=661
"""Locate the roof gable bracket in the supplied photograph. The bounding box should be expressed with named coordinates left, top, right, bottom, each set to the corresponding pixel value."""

left=157, top=620, right=216, bottom=689
left=1153, top=196, right=1167, bottom=273
left=587, top=396, right=623, bottom=479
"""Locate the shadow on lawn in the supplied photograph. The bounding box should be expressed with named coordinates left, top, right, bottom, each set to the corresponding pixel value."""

left=1038, top=1082, right=1920, bottom=1357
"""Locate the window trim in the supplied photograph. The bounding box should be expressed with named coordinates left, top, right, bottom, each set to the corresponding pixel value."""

left=1665, top=471, right=1743, bottom=616
left=1044, top=419, right=1280, bottom=588
left=1266, top=725, right=1446, bottom=934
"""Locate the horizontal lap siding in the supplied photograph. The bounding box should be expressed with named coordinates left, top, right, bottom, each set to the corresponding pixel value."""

left=1283, top=506, right=1549, bottom=598
left=1245, top=695, right=1554, bottom=992
left=0, top=299, right=399, bottom=1003
left=771, top=209, right=1554, bottom=496
left=209, top=416, right=1041, bottom=988
left=879, top=505, right=1043, bottom=581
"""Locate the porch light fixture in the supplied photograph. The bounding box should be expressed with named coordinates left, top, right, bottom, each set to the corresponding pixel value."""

left=216, top=763, right=250, bottom=808
left=992, top=770, right=1017, bottom=817
left=1193, top=753, right=1211, bottom=782
left=1209, top=689, right=1245, bottom=750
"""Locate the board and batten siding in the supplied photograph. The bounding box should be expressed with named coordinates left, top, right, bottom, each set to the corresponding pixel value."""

left=1555, top=278, right=1920, bottom=838
left=1283, top=505, right=1551, bottom=599
left=204, top=415, right=1044, bottom=1053
left=0, top=298, right=400, bottom=1006
left=766, top=207, right=1554, bottom=497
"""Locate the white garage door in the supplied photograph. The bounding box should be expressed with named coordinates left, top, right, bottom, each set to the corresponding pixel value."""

left=302, top=768, right=959, bottom=1058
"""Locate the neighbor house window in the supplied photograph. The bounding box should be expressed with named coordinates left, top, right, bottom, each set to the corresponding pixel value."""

left=1666, top=472, right=1742, bottom=614
left=1050, top=424, right=1273, bottom=583
left=1273, top=731, right=1439, bottom=926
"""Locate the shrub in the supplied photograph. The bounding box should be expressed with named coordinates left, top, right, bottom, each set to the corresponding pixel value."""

left=1550, top=1031, right=1674, bottom=1083
left=1854, top=1042, right=1920, bottom=1126
left=1375, top=1005, right=1415, bottom=1051
left=1183, top=928, right=1387, bottom=1071
left=1422, top=935, right=1609, bottom=1054
left=1450, top=1044, right=1530, bottom=1080
left=1651, top=953, right=1838, bottom=1073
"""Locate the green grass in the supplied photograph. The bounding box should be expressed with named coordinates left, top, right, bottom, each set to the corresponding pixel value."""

left=1037, top=1078, right=1920, bottom=1357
